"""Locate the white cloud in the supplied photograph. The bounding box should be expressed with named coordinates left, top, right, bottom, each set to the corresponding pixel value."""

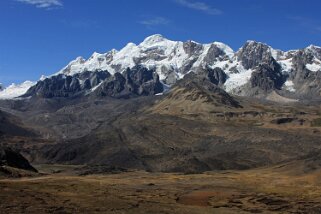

left=139, top=17, right=170, bottom=27
left=16, top=0, right=63, bottom=9
left=175, top=0, right=222, bottom=15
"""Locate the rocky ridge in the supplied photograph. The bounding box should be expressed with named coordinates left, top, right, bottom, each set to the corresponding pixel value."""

left=1, top=35, right=320, bottom=100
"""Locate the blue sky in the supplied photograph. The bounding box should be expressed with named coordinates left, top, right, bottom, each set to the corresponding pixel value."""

left=0, top=0, right=320, bottom=86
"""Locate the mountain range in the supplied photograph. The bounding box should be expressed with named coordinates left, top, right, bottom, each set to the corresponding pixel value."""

left=1, top=34, right=321, bottom=101
left=0, top=35, right=321, bottom=174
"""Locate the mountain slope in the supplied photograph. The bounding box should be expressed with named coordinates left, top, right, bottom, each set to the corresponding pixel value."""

left=0, top=110, right=36, bottom=137
left=15, top=73, right=320, bottom=173
left=0, top=109, right=38, bottom=176
left=150, top=71, right=242, bottom=117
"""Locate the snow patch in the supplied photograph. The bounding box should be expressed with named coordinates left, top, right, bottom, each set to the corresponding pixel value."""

left=139, top=34, right=168, bottom=47
left=40, top=75, right=47, bottom=81
left=278, top=58, right=293, bottom=73
left=210, top=59, right=237, bottom=72
left=0, top=81, right=35, bottom=99
left=284, top=80, right=296, bottom=92
left=224, top=65, right=253, bottom=92
left=90, top=82, right=104, bottom=92
left=270, top=48, right=281, bottom=60
left=306, top=61, right=321, bottom=72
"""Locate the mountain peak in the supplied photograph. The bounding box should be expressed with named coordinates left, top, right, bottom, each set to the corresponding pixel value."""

left=90, top=52, right=101, bottom=58
left=110, top=49, right=118, bottom=55
left=307, top=44, right=321, bottom=49
left=74, top=56, right=86, bottom=63
left=140, top=34, right=169, bottom=46
left=40, top=75, right=47, bottom=81
left=304, top=45, right=321, bottom=60
left=122, top=42, right=137, bottom=50
left=245, top=40, right=266, bottom=45
left=245, top=40, right=270, bottom=47
left=213, top=42, right=234, bottom=58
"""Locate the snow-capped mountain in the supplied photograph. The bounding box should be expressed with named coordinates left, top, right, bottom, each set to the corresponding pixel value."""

left=57, top=34, right=236, bottom=86
left=0, top=81, right=35, bottom=99
left=15, top=35, right=321, bottom=100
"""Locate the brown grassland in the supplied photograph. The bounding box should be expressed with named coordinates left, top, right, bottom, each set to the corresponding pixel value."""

left=1, top=164, right=321, bottom=214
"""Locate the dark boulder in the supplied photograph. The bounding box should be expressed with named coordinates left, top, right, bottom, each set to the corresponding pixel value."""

left=0, top=147, right=37, bottom=172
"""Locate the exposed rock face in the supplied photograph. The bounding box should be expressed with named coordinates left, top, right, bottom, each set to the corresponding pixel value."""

left=291, top=51, right=315, bottom=87
left=203, top=44, right=227, bottom=64
left=0, top=147, right=37, bottom=172
left=250, top=61, right=285, bottom=92
left=96, top=73, right=126, bottom=97
left=293, top=50, right=314, bottom=70
left=25, top=66, right=163, bottom=99
left=78, top=70, right=111, bottom=90
left=196, top=67, right=227, bottom=86
left=96, top=65, right=163, bottom=98
left=287, top=50, right=321, bottom=97
left=183, top=40, right=203, bottom=57
left=24, top=70, right=110, bottom=98
left=237, top=41, right=274, bottom=70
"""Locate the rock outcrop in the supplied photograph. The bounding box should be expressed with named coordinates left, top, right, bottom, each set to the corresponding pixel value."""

left=96, top=65, right=163, bottom=98
left=0, top=147, right=37, bottom=172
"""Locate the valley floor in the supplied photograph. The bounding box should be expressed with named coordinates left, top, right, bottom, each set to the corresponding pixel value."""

left=1, top=166, right=321, bottom=213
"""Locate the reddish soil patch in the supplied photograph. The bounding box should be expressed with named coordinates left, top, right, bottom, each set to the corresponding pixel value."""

left=177, top=190, right=229, bottom=207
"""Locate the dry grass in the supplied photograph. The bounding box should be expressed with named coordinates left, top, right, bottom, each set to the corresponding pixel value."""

left=1, top=167, right=321, bottom=213
left=311, top=118, right=321, bottom=127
